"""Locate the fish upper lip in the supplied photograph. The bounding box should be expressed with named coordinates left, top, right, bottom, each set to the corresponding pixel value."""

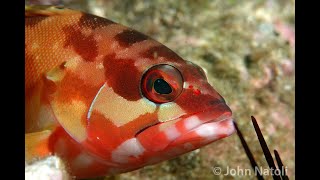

left=181, top=109, right=232, bottom=134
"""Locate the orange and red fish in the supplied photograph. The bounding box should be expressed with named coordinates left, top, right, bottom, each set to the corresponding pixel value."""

left=25, top=5, right=235, bottom=179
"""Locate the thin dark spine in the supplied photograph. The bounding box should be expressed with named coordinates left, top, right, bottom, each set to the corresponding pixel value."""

left=233, top=121, right=264, bottom=180
left=274, top=150, right=289, bottom=180
left=251, top=116, right=281, bottom=180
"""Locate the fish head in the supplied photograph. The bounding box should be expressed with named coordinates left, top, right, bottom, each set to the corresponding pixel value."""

left=85, top=45, right=235, bottom=170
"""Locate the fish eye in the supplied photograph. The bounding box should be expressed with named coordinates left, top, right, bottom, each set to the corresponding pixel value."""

left=141, top=64, right=183, bottom=103
left=153, top=79, right=172, bottom=94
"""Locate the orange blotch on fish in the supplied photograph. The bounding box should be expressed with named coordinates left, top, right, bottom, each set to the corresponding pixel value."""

left=53, top=70, right=101, bottom=106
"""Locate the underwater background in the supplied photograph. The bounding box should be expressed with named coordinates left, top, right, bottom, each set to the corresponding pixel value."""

left=26, top=0, right=295, bottom=179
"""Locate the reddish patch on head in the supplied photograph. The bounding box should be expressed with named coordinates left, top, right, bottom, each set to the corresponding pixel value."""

left=63, top=26, right=98, bottom=62
left=138, top=130, right=169, bottom=152
left=115, top=29, right=149, bottom=47
left=86, top=111, right=124, bottom=156
left=175, top=89, right=226, bottom=113
left=78, top=13, right=115, bottom=29
left=103, top=53, right=141, bottom=101
left=142, top=45, right=184, bottom=62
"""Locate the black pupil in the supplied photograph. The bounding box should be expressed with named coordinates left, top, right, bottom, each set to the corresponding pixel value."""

left=153, top=79, right=172, bottom=94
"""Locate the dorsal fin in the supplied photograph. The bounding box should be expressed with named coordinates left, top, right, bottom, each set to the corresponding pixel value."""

left=25, top=5, right=80, bottom=17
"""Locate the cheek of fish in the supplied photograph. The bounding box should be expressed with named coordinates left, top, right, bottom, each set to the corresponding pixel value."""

left=25, top=5, right=235, bottom=179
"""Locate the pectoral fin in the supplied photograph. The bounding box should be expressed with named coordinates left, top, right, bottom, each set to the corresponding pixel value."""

left=25, top=130, right=52, bottom=163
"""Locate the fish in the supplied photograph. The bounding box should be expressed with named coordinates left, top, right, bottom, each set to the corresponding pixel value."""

left=25, top=5, right=235, bottom=179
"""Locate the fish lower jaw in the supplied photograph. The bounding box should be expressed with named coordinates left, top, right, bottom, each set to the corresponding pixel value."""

left=169, top=115, right=235, bottom=147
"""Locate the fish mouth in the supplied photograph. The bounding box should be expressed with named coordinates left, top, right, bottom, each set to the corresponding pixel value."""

left=136, top=103, right=235, bottom=152
left=168, top=114, right=234, bottom=147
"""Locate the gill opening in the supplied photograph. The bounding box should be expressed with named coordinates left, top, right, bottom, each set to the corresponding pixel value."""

left=87, top=83, right=106, bottom=120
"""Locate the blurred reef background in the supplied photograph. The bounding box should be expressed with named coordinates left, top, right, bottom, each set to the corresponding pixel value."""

left=26, top=0, right=295, bottom=179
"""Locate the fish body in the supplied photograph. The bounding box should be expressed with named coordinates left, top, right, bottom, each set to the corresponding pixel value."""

left=25, top=5, right=235, bottom=178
